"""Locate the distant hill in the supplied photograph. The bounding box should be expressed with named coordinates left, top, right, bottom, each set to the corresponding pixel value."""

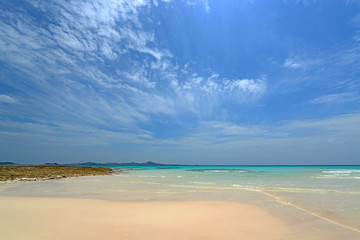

left=44, top=163, right=60, bottom=166
left=0, top=161, right=183, bottom=167
left=67, top=161, right=182, bottom=166
left=0, top=162, right=15, bottom=165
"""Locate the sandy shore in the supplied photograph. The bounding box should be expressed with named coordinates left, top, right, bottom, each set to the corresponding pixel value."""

left=0, top=195, right=359, bottom=240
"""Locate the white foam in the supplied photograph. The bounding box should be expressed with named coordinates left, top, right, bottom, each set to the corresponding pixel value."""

left=204, top=170, right=246, bottom=173
left=323, top=170, right=360, bottom=174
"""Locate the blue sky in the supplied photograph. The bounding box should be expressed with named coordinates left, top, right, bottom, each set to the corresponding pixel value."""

left=0, top=0, right=360, bottom=164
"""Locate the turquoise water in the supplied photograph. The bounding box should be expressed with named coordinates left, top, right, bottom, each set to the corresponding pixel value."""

left=112, top=165, right=360, bottom=192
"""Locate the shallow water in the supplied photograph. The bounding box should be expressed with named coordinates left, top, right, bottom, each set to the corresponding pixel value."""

left=103, top=165, right=360, bottom=230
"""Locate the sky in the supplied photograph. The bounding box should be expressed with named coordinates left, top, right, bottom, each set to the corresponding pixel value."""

left=0, top=0, right=360, bottom=165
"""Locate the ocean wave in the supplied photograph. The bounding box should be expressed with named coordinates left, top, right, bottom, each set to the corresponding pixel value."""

left=317, top=169, right=360, bottom=180
left=187, top=169, right=251, bottom=173
left=315, top=175, right=360, bottom=180
left=322, top=170, right=360, bottom=174
left=264, top=187, right=360, bottom=194
left=138, top=175, right=166, bottom=178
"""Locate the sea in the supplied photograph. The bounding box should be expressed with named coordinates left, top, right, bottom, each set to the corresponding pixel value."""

left=0, top=165, right=359, bottom=231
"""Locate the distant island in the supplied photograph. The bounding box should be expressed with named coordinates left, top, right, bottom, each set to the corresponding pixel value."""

left=68, top=161, right=182, bottom=166
left=0, top=162, right=15, bottom=165
left=0, top=161, right=180, bottom=167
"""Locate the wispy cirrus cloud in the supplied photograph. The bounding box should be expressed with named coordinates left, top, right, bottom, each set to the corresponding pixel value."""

left=169, top=73, right=267, bottom=118
left=0, top=0, right=267, bottom=147
left=283, top=56, right=319, bottom=69
left=309, top=92, right=360, bottom=104
left=0, top=0, right=176, bottom=132
left=185, top=0, right=210, bottom=11
left=0, top=94, right=17, bottom=104
left=284, top=58, right=304, bottom=69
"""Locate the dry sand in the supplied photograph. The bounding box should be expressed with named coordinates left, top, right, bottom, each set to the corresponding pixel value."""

left=1, top=196, right=360, bottom=240
left=0, top=197, right=287, bottom=240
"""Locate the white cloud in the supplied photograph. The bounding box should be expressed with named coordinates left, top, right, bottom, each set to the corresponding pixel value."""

left=340, top=45, right=360, bottom=66
left=0, top=94, right=17, bottom=104
left=283, top=56, right=323, bottom=71
left=284, top=58, right=304, bottom=69
left=294, top=0, right=317, bottom=6
left=162, top=73, right=268, bottom=119
left=227, top=78, right=266, bottom=95
left=309, top=92, right=360, bottom=104
left=203, top=121, right=267, bottom=136
left=176, top=73, right=266, bottom=98
left=185, top=0, right=210, bottom=11
left=201, top=0, right=211, bottom=11
left=122, top=67, right=156, bottom=88
left=202, top=75, right=267, bottom=97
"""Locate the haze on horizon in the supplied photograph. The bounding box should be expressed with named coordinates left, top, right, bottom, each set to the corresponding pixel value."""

left=0, top=0, right=360, bottom=165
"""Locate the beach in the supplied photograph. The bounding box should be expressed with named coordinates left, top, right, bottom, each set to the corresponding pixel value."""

left=1, top=166, right=360, bottom=239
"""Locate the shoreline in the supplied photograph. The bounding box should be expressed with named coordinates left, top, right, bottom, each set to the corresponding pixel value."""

left=262, top=190, right=360, bottom=233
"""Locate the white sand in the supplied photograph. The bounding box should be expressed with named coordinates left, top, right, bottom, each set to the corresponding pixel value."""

left=0, top=197, right=287, bottom=240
